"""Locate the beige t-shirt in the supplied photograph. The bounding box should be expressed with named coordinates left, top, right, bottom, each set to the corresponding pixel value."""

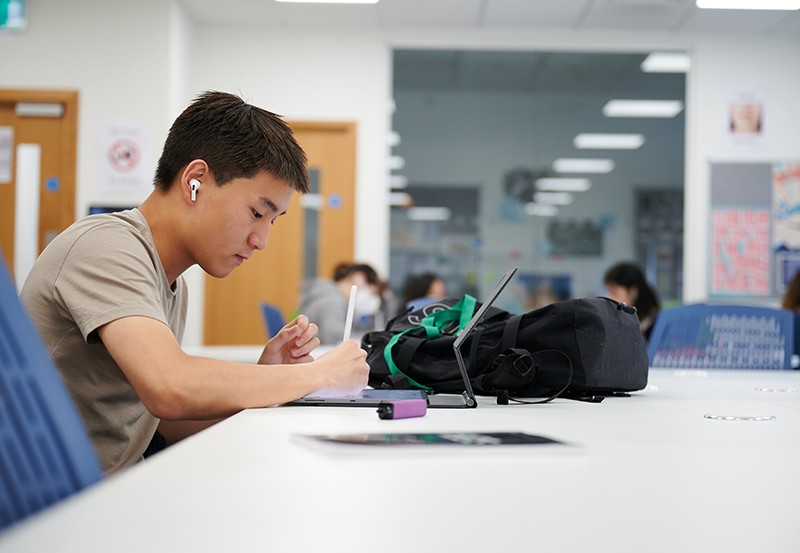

left=20, top=209, right=187, bottom=475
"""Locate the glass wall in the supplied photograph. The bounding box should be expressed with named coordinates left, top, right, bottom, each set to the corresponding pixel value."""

left=389, top=50, right=685, bottom=314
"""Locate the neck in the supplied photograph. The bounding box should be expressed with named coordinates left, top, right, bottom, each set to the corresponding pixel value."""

left=138, top=190, right=193, bottom=285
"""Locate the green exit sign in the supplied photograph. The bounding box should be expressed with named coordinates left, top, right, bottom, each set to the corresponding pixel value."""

left=0, top=0, right=25, bottom=31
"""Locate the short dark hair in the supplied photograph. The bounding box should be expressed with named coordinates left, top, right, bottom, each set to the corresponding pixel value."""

left=333, top=263, right=380, bottom=286
left=403, top=273, right=442, bottom=305
left=154, top=91, right=309, bottom=193
left=603, top=262, right=660, bottom=319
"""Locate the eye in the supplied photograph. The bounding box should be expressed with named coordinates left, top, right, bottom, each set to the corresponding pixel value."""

left=252, top=209, right=263, bottom=220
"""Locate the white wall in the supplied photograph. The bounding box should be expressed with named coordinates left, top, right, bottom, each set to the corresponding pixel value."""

left=0, top=0, right=175, bottom=216
left=2, top=4, right=799, bottom=345
left=686, top=35, right=800, bottom=303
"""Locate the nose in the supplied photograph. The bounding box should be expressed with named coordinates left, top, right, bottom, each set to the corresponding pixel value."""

left=249, top=225, right=269, bottom=251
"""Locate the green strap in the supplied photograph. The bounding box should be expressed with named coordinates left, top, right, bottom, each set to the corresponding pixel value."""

left=383, top=295, right=477, bottom=390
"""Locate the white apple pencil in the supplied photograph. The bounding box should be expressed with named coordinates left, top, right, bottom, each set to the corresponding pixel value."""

left=343, top=284, right=358, bottom=342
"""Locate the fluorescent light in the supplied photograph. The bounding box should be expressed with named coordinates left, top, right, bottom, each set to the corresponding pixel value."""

left=533, top=192, right=573, bottom=205
left=277, top=0, right=379, bottom=3
left=387, top=155, right=405, bottom=170
left=573, top=133, right=645, bottom=150
left=535, top=178, right=592, bottom=192
left=552, top=158, right=615, bottom=174
left=389, top=175, right=408, bottom=188
left=524, top=203, right=559, bottom=217
left=407, top=207, right=451, bottom=221
left=389, top=192, right=412, bottom=206
left=641, top=52, right=691, bottom=73
left=603, top=100, right=684, bottom=118
left=697, top=0, right=800, bottom=8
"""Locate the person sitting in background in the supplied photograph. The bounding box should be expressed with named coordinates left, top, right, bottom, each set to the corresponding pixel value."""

left=299, top=262, right=385, bottom=344
left=603, top=262, right=660, bottom=341
left=781, top=271, right=800, bottom=312
left=401, top=272, right=447, bottom=313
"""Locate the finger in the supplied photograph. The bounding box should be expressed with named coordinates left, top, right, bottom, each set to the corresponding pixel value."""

left=293, top=323, right=318, bottom=348
left=292, top=336, right=320, bottom=358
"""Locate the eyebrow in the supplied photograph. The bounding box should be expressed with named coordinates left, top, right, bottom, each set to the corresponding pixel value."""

left=259, top=196, right=284, bottom=215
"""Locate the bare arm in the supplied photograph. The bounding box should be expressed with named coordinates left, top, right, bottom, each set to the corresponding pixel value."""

left=97, top=315, right=369, bottom=421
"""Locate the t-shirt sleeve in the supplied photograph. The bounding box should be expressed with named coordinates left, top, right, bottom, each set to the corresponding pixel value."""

left=52, top=224, right=170, bottom=344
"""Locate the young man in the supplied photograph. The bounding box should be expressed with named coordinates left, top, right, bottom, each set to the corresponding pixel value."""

left=20, top=91, right=369, bottom=474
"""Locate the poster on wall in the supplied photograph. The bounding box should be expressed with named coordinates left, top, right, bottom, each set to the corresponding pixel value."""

left=772, top=161, right=800, bottom=292
left=709, top=207, right=770, bottom=296
left=98, top=119, right=153, bottom=195
left=722, top=88, right=768, bottom=152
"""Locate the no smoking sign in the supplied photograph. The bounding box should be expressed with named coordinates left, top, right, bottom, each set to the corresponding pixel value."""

left=108, top=139, right=140, bottom=173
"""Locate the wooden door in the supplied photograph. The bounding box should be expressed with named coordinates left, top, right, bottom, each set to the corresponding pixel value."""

left=0, top=90, right=78, bottom=284
left=203, top=121, right=357, bottom=345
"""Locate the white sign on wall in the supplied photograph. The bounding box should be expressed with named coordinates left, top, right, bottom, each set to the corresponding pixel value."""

left=722, top=88, right=769, bottom=152
left=98, top=119, right=153, bottom=195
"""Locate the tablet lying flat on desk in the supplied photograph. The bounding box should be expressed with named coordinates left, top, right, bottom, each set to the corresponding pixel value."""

left=286, top=388, right=427, bottom=407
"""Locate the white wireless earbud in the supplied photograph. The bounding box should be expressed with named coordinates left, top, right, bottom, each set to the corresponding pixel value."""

left=189, top=179, right=201, bottom=202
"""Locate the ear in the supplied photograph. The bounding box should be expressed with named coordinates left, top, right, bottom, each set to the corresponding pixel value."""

left=179, top=160, right=210, bottom=204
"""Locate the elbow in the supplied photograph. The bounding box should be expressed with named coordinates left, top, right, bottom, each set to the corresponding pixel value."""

left=139, top=382, right=193, bottom=421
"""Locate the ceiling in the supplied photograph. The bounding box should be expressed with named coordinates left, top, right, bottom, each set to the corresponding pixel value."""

left=393, top=50, right=685, bottom=95
left=180, top=0, right=800, bottom=35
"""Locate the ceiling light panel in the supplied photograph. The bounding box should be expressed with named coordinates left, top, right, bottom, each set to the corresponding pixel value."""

left=603, top=100, right=684, bottom=118
left=524, top=203, right=559, bottom=217
left=696, top=0, right=800, bottom=8
left=276, top=0, right=379, bottom=3
left=533, top=192, right=573, bottom=205
left=552, top=158, right=615, bottom=174
left=641, top=52, right=691, bottom=73
left=573, top=133, right=645, bottom=149
left=535, top=178, right=592, bottom=192
left=406, top=207, right=451, bottom=221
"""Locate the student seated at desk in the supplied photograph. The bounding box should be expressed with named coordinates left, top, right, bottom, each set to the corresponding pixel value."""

left=299, top=262, right=385, bottom=345
left=20, top=91, right=369, bottom=475
left=603, top=262, right=660, bottom=341
left=400, top=272, right=447, bottom=313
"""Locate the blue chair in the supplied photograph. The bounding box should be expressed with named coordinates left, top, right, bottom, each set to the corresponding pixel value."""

left=0, top=254, right=103, bottom=531
left=647, top=304, right=795, bottom=370
left=260, top=302, right=286, bottom=340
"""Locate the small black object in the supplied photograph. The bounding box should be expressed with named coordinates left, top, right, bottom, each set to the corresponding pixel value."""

left=496, top=390, right=510, bottom=405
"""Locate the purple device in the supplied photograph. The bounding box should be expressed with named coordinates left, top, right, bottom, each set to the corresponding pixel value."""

left=377, top=399, right=427, bottom=420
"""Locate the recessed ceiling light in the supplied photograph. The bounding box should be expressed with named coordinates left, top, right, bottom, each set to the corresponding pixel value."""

left=277, top=0, right=379, bottom=3
left=696, top=0, right=799, bottom=8
left=407, top=207, right=451, bottom=221
left=641, top=52, right=691, bottom=73
left=552, top=158, right=615, bottom=174
left=535, top=178, right=592, bottom=192
left=573, top=133, right=645, bottom=149
left=524, top=203, right=559, bottom=217
left=603, top=100, right=684, bottom=118
left=533, top=192, right=573, bottom=205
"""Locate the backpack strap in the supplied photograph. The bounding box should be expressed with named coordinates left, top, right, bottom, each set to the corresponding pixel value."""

left=501, top=314, right=523, bottom=351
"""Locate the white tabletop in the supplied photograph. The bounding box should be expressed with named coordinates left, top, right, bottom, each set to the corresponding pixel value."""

left=1, top=368, right=799, bottom=553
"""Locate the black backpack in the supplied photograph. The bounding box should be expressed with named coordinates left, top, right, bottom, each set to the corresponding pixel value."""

left=362, top=295, right=649, bottom=403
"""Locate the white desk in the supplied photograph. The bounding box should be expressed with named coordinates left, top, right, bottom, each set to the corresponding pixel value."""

left=1, top=369, right=799, bottom=553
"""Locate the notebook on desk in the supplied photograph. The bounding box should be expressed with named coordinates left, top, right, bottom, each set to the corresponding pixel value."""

left=284, top=268, right=518, bottom=409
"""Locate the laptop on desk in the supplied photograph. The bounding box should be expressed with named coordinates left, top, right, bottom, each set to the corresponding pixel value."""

left=284, top=268, right=518, bottom=409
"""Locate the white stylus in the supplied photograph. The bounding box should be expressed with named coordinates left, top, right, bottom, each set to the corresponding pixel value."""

left=343, top=285, right=358, bottom=342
